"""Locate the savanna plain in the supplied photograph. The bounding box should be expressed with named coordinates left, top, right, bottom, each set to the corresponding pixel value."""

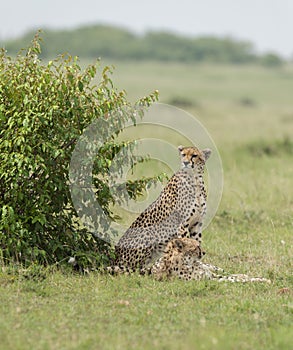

left=1, top=61, right=292, bottom=350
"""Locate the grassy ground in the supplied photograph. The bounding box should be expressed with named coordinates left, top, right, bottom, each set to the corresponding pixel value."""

left=111, top=61, right=293, bottom=145
left=1, top=62, right=293, bottom=349
left=0, top=270, right=292, bottom=350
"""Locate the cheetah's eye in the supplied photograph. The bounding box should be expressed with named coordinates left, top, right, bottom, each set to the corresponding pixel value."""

left=192, top=155, right=198, bottom=159
left=182, top=153, right=186, bottom=157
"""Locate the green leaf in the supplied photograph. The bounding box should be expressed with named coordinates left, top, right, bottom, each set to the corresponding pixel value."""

left=78, top=81, right=84, bottom=92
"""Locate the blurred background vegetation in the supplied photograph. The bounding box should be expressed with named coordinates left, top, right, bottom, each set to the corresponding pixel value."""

left=1, top=24, right=284, bottom=67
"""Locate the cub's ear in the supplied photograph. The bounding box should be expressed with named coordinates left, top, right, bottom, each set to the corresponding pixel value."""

left=202, top=148, right=211, bottom=161
left=178, top=145, right=184, bottom=152
left=174, top=239, right=184, bottom=252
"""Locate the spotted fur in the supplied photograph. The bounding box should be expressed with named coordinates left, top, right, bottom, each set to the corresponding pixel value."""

left=113, top=146, right=211, bottom=272
left=152, top=238, right=271, bottom=283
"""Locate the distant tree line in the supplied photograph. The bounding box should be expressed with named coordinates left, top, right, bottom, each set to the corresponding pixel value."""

left=1, top=24, right=284, bottom=66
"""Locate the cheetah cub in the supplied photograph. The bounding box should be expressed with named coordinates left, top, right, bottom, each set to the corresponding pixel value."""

left=151, top=238, right=271, bottom=283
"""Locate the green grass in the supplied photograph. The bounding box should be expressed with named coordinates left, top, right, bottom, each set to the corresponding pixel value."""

left=1, top=61, right=293, bottom=349
left=110, top=61, right=293, bottom=145
left=0, top=270, right=292, bottom=350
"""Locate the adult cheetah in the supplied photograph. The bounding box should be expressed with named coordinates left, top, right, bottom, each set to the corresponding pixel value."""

left=113, top=145, right=211, bottom=272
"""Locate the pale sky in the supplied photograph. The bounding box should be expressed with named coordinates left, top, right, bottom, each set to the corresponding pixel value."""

left=2, top=0, right=293, bottom=57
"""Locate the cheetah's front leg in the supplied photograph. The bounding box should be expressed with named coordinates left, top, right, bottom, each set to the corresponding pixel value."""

left=176, top=220, right=203, bottom=245
left=189, top=221, right=203, bottom=244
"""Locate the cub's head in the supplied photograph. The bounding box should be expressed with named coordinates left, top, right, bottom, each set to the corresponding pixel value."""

left=178, top=145, right=211, bottom=170
left=168, top=238, right=205, bottom=260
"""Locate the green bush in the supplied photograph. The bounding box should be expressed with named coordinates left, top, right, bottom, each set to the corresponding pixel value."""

left=260, top=52, right=284, bottom=67
left=0, top=33, right=159, bottom=267
left=243, top=136, right=293, bottom=157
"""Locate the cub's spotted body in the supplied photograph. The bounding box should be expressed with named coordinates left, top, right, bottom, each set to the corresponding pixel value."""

left=114, top=146, right=211, bottom=272
left=151, top=238, right=271, bottom=283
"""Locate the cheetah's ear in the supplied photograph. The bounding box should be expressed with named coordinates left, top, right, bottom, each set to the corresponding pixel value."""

left=174, top=239, right=184, bottom=252
left=202, top=148, right=211, bottom=161
left=178, top=145, right=184, bottom=152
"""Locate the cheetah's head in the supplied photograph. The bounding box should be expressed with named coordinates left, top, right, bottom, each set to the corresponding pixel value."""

left=178, top=145, right=211, bottom=170
left=167, top=238, right=205, bottom=263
